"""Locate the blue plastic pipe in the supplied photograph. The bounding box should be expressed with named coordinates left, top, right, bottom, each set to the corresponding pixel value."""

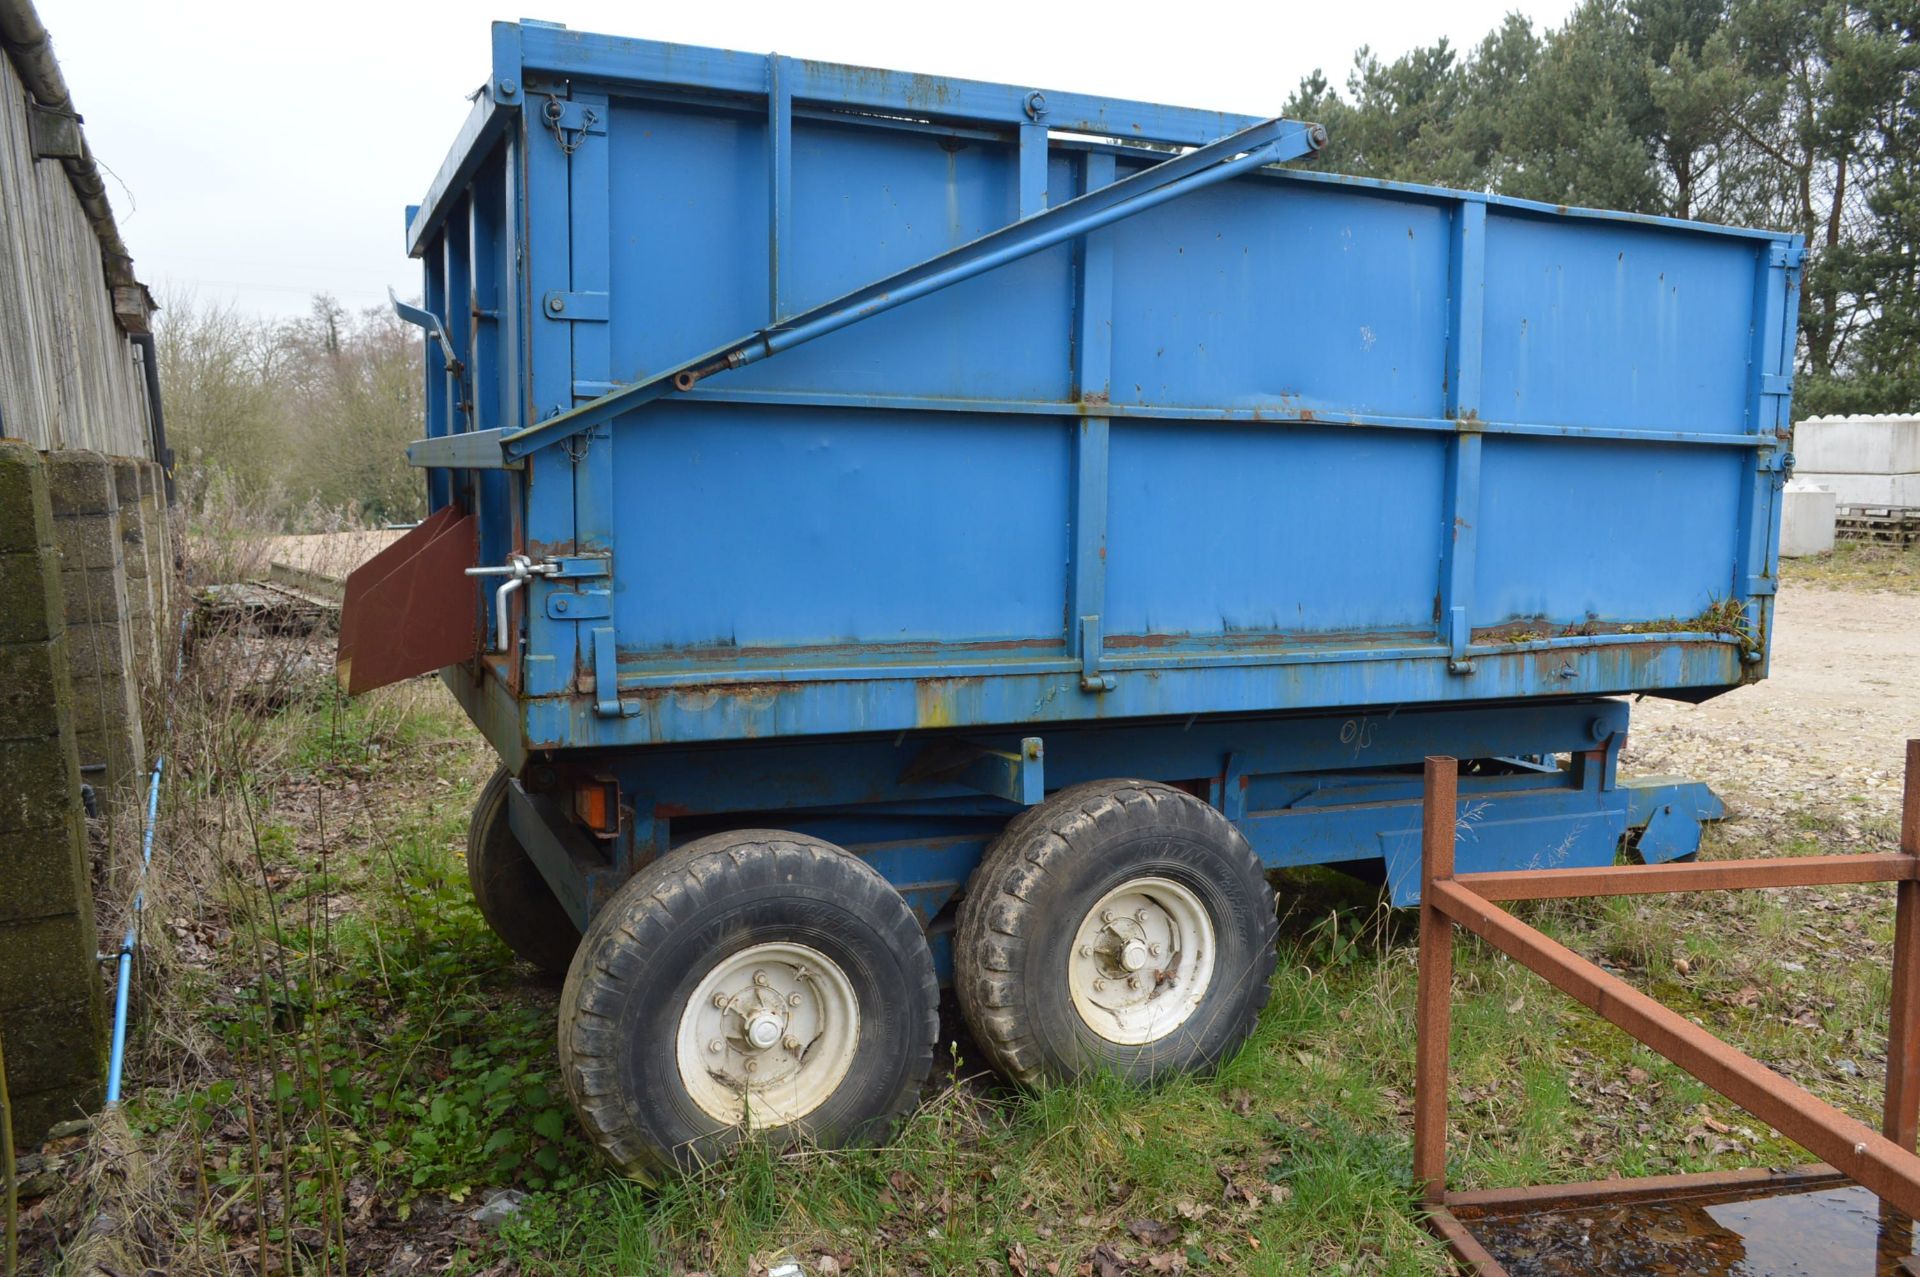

left=104, top=755, right=162, bottom=1106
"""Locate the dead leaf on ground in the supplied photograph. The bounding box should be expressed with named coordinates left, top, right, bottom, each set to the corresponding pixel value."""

left=1127, top=1218, right=1178, bottom=1247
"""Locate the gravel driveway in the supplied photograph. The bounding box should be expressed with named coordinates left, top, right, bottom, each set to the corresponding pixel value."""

left=1623, top=583, right=1920, bottom=838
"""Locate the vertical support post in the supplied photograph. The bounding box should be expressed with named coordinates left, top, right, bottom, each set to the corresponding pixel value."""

left=567, top=93, right=617, bottom=708
left=1440, top=201, right=1485, bottom=674
left=499, top=132, right=524, bottom=438
left=470, top=157, right=513, bottom=581
left=1069, top=151, right=1115, bottom=687
left=1734, top=240, right=1802, bottom=656
left=768, top=54, right=793, bottom=319
left=567, top=92, right=611, bottom=417
left=1885, top=739, right=1920, bottom=1150
left=423, top=234, right=452, bottom=512
left=619, top=808, right=672, bottom=878
left=1414, top=755, right=1458, bottom=1205
left=521, top=90, right=580, bottom=697
left=1018, top=122, right=1049, bottom=218
left=444, top=201, right=475, bottom=515
left=468, top=167, right=503, bottom=437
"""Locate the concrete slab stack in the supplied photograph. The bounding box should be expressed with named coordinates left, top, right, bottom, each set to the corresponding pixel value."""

left=1780, top=482, right=1838, bottom=557
left=1794, top=415, right=1920, bottom=508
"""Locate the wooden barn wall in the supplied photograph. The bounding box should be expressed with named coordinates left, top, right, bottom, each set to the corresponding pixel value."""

left=0, top=50, right=149, bottom=457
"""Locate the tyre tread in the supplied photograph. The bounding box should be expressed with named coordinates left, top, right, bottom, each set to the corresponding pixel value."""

left=956, top=780, right=1277, bottom=1087
left=558, top=830, right=939, bottom=1179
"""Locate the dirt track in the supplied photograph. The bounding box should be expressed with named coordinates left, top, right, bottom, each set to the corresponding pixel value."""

left=1623, top=583, right=1920, bottom=835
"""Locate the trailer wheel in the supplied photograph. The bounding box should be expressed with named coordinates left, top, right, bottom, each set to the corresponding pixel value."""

left=557, top=830, right=939, bottom=1179
left=467, top=765, right=580, bottom=975
left=956, top=780, right=1276, bottom=1087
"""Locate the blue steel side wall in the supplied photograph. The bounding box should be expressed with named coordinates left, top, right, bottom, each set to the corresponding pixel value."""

left=565, top=95, right=1790, bottom=730
left=412, top=28, right=1800, bottom=759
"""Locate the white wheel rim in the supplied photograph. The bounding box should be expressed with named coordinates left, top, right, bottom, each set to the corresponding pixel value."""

left=674, top=940, right=860, bottom=1129
left=1066, top=876, right=1216, bottom=1045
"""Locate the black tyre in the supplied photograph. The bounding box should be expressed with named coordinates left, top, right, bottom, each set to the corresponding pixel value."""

left=467, top=765, right=580, bottom=975
left=956, top=779, right=1277, bottom=1087
left=557, top=830, right=940, bottom=1179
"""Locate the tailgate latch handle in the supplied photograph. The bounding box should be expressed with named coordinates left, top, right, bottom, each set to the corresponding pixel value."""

left=466, top=554, right=562, bottom=653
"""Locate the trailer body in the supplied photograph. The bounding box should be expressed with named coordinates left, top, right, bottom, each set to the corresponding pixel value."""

left=375, top=22, right=1802, bottom=975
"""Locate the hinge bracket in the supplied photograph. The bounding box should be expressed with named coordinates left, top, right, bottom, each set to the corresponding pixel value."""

left=1079, top=614, right=1115, bottom=692
left=591, top=625, right=636, bottom=718
left=1447, top=605, right=1475, bottom=675
left=542, top=290, right=609, bottom=321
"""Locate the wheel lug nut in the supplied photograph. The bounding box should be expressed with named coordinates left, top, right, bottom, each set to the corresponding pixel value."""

left=712, top=993, right=728, bottom=1009
left=1128, top=976, right=1141, bottom=990
left=745, top=1060, right=758, bottom=1074
left=1101, top=910, right=1115, bottom=924
left=1093, top=978, right=1106, bottom=992
left=1135, top=908, right=1149, bottom=922
left=753, top=970, right=769, bottom=987
left=788, top=992, right=802, bottom=1007
left=1079, top=944, right=1093, bottom=957
left=784, top=1037, right=802, bottom=1052
left=1149, top=943, right=1162, bottom=957
left=709, top=1039, right=722, bottom=1054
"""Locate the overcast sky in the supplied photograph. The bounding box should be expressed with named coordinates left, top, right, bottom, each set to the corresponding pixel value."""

left=38, top=0, right=1576, bottom=319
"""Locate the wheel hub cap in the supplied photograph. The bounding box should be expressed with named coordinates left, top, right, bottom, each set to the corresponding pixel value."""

left=1067, top=876, right=1216, bottom=1045
left=744, top=1011, right=784, bottom=1051
left=675, top=941, right=860, bottom=1129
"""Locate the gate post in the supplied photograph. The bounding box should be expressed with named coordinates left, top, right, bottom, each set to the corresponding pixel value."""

left=1885, top=740, right=1920, bottom=1150
left=1414, top=755, right=1458, bottom=1204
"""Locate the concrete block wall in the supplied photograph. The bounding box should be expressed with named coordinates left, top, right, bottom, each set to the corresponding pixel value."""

left=113, top=459, right=159, bottom=691
left=44, top=449, right=146, bottom=819
left=0, top=439, right=107, bottom=1144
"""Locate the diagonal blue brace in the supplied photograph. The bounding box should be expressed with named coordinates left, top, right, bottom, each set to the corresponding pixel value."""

left=411, top=116, right=1323, bottom=468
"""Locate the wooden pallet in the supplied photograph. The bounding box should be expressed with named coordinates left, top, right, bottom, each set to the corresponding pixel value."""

left=1836, top=504, right=1920, bottom=547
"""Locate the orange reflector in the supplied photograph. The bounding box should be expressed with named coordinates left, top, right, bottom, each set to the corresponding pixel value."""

left=574, top=778, right=619, bottom=837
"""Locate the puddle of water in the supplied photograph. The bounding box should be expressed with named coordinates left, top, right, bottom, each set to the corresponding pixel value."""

left=1467, top=1182, right=1917, bottom=1276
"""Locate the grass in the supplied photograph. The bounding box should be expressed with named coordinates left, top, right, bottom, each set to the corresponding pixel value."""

left=28, top=583, right=1916, bottom=1276
left=1782, top=540, right=1920, bottom=592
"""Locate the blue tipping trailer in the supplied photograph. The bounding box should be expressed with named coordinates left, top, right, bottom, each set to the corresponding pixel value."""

left=350, top=19, right=1803, bottom=1175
